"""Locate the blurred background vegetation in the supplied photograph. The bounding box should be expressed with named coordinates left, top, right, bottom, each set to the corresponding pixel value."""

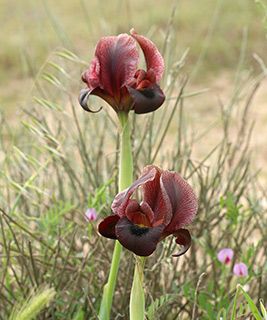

left=1, top=0, right=266, bottom=109
left=1, top=0, right=266, bottom=183
left=0, top=0, right=267, bottom=318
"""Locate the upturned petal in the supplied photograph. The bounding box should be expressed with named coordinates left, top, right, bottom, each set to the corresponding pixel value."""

left=130, top=28, right=165, bottom=82
left=141, top=165, right=172, bottom=226
left=111, top=167, right=157, bottom=217
left=98, top=214, right=120, bottom=239
left=115, top=216, right=164, bottom=256
left=126, top=84, right=165, bottom=114
left=162, top=171, right=198, bottom=231
left=93, top=34, right=139, bottom=98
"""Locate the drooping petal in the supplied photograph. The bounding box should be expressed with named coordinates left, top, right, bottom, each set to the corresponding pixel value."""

left=94, top=34, right=139, bottom=97
left=115, top=216, right=164, bottom=256
left=126, top=84, right=165, bottom=114
left=79, top=87, right=117, bottom=112
left=111, top=167, right=157, bottom=217
left=162, top=171, right=198, bottom=231
left=130, top=28, right=164, bottom=82
left=172, top=229, right=192, bottom=257
left=98, top=214, right=120, bottom=239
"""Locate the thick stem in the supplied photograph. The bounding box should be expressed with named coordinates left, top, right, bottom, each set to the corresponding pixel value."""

left=98, top=111, right=133, bottom=320
left=130, top=256, right=146, bottom=320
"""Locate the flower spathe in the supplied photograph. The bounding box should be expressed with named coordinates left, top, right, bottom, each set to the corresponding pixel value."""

left=98, top=165, right=198, bottom=257
left=79, top=29, right=165, bottom=114
left=217, top=248, right=234, bottom=264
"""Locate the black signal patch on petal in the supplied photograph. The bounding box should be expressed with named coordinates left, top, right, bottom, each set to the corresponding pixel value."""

left=126, top=84, right=165, bottom=114
left=130, top=224, right=150, bottom=237
left=115, top=216, right=164, bottom=256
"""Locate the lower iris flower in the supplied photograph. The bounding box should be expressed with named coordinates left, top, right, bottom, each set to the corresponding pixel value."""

left=98, top=165, right=198, bottom=257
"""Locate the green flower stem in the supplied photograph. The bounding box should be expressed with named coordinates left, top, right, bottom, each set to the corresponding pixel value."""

left=98, top=111, right=133, bottom=320
left=130, top=256, right=146, bottom=320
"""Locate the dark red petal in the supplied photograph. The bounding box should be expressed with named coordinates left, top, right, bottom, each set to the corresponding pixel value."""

left=115, top=217, right=164, bottom=256
left=111, top=167, right=157, bottom=217
left=172, top=229, right=192, bottom=257
left=81, top=58, right=101, bottom=89
left=78, top=87, right=116, bottom=112
left=130, top=29, right=164, bottom=82
left=94, top=34, right=139, bottom=97
left=98, top=214, right=120, bottom=239
left=126, top=84, right=165, bottom=114
left=162, top=172, right=198, bottom=231
left=141, top=165, right=172, bottom=226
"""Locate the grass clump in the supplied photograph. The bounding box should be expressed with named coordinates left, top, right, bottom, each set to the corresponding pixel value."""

left=8, top=287, right=56, bottom=320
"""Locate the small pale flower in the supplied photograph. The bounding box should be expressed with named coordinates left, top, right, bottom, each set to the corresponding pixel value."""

left=233, top=263, right=248, bottom=277
left=85, top=208, right=98, bottom=222
left=217, top=248, right=234, bottom=264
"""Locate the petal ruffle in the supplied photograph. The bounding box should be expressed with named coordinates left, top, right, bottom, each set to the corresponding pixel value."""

left=115, top=216, right=164, bottom=256
left=130, top=29, right=164, bottom=82
left=162, top=171, right=198, bottom=231
left=172, top=229, right=192, bottom=257
left=98, top=214, right=120, bottom=239
left=94, top=34, right=139, bottom=98
left=126, top=84, right=165, bottom=114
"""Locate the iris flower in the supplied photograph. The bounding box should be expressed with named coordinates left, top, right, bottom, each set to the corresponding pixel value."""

left=79, top=29, right=165, bottom=114
left=98, top=165, right=198, bottom=257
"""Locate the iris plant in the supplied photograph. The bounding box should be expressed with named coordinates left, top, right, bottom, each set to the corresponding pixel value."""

left=99, top=165, right=198, bottom=257
left=79, top=28, right=165, bottom=114
left=78, top=29, right=197, bottom=320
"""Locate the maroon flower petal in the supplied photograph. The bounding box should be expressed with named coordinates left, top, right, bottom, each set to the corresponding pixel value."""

left=172, top=229, right=192, bottom=257
left=130, top=29, right=164, bottom=82
left=141, top=165, right=172, bottom=227
left=111, top=167, right=157, bottom=217
left=115, top=217, right=164, bottom=256
left=162, top=171, right=198, bottom=231
left=94, top=34, right=139, bottom=98
left=126, top=84, right=165, bottom=114
left=98, top=214, right=120, bottom=239
left=78, top=87, right=117, bottom=112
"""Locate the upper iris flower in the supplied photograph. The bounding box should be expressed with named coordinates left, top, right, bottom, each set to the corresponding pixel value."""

left=79, top=29, right=165, bottom=114
left=98, top=165, right=198, bottom=257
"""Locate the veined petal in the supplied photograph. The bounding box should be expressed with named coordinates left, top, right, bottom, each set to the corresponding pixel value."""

left=162, top=171, right=198, bottom=231
left=98, top=214, right=120, bottom=239
left=115, top=217, right=164, bottom=256
left=172, top=229, right=192, bottom=257
left=126, top=84, right=165, bottom=114
left=94, top=34, right=139, bottom=97
left=111, top=167, right=157, bottom=217
left=141, top=165, right=172, bottom=226
left=130, top=28, right=164, bottom=82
